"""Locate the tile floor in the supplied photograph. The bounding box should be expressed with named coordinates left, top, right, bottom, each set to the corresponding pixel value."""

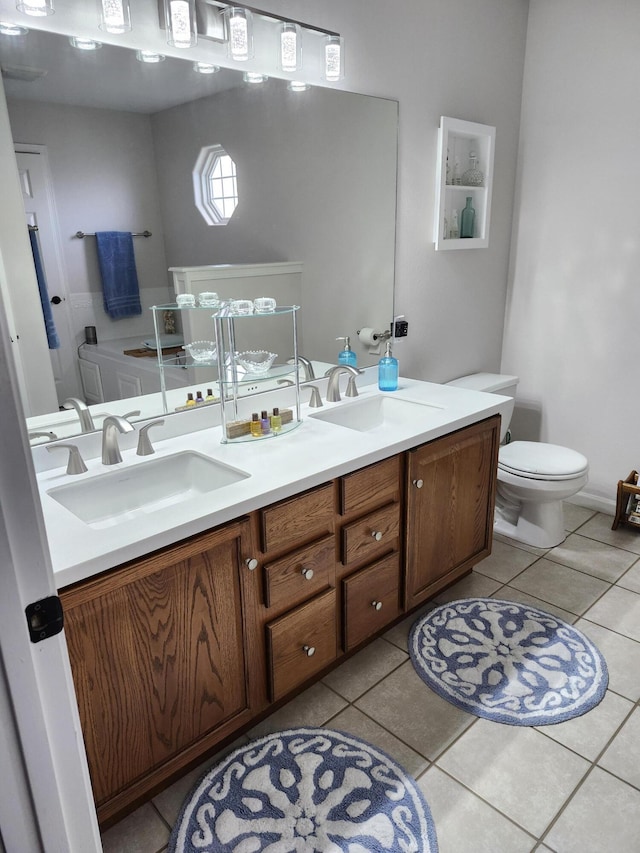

left=101, top=504, right=640, bottom=852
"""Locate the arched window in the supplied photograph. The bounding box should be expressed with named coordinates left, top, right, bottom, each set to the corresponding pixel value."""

left=193, top=144, right=238, bottom=226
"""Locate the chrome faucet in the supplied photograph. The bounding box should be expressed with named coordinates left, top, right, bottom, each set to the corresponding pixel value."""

left=62, top=397, right=95, bottom=433
left=324, top=365, right=362, bottom=403
left=288, top=355, right=316, bottom=381
left=101, top=415, right=135, bottom=465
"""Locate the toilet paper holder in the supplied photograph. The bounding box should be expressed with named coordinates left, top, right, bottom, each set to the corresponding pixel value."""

left=357, top=326, right=391, bottom=354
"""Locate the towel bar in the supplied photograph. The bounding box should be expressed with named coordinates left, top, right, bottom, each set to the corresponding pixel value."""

left=75, top=230, right=152, bottom=239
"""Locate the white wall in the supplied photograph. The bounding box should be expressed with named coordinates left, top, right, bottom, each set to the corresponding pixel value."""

left=7, top=99, right=172, bottom=344
left=502, top=0, right=640, bottom=508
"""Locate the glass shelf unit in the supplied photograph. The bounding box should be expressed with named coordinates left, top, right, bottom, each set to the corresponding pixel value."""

left=434, top=117, right=496, bottom=251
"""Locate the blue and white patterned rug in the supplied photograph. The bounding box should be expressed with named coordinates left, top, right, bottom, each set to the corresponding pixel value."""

left=169, top=727, right=438, bottom=852
left=409, top=598, right=608, bottom=726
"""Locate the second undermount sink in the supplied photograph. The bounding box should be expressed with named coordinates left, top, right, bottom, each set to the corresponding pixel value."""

left=309, top=394, right=445, bottom=432
left=47, top=451, right=250, bottom=528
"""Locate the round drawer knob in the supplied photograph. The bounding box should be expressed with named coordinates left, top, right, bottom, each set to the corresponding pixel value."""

left=302, top=645, right=316, bottom=657
left=245, top=558, right=258, bottom=571
left=301, top=567, right=314, bottom=581
left=371, top=600, right=383, bottom=611
left=371, top=530, right=383, bottom=541
left=413, top=478, right=424, bottom=489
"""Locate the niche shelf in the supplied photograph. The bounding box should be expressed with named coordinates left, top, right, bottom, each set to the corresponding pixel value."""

left=434, top=116, right=496, bottom=251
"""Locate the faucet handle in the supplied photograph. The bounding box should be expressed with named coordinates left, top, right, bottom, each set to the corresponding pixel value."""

left=46, top=443, right=88, bottom=475
left=305, top=385, right=323, bottom=407
left=136, top=419, right=165, bottom=456
left=121, top=409, right=141, bottom=421
left=345, top=376, right=359, bottom=398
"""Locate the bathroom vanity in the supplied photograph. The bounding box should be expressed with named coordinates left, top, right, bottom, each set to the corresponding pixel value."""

left=36, top=380, right=504, bottom=826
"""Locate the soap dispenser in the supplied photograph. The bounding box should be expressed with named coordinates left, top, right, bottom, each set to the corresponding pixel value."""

left=336, top=336, right=357, bottom=367
left=378, top=341, right=398, bottom=391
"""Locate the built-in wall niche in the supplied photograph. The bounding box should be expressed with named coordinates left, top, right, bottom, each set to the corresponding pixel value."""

left=434, top=116, right=496, bottom=251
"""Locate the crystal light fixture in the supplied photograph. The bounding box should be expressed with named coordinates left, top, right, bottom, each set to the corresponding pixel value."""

left=279, top=21, right=301, bottom=73
left=288, top=80, right=310, bottom=92
left=98, top=0, right=131, bottom=34
left=16, top=0, right=54, bottom=17
left=324, top=34, right=343, bottom=81
left=164, top=0, right=197, bottom=48
left=136, top=49, right=165, bottom=63
left=225, top=6, right=253, bottom=61
left=243, top=71, right=266, bottom=84
left=193, top=61, right=219, bottom=74
left=69, top=37, right=102, bottom=51
left=0, top=21, right=29, bottom=34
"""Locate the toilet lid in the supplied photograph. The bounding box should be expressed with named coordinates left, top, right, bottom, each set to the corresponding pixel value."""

left=498, top=441, right=588, bottom=481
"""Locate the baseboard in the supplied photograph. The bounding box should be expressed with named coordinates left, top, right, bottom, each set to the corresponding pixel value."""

left=567, top=490, right=615, bottom=517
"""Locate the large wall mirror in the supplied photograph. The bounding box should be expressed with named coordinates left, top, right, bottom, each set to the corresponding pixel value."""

left=0, top=28, right=398, bottom=441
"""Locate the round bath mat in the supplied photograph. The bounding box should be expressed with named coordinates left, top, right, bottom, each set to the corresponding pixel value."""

left=169, top=727, right=438, bottom=852
left=409, top=598, right=608, bottom=726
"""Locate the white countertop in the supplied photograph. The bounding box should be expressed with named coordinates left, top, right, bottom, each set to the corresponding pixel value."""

left=35, top=378, right=509, bottom=589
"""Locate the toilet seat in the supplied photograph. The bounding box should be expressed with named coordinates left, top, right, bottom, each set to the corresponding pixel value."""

left=498, top=441, right=588, bottom=481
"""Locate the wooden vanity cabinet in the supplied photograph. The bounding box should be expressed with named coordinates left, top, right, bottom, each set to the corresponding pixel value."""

left=60, top=418, right=500, bottom=826
left=60, top=517, right=264, bottom=826
left=405, top=415, right=500, bottom=609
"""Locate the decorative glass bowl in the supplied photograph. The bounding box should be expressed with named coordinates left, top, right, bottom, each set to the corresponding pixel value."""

left=236, top=350, right=277, bottom=375
left=183, top=341, right=217, bottom=362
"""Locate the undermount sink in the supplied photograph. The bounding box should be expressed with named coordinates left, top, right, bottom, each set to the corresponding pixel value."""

left=47, top=451, right=250, bottom=528
left=309, top=394, right=445, bottom=432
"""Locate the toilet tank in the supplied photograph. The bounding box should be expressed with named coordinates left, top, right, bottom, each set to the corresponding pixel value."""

left=446, top=373, right=519, bottom=442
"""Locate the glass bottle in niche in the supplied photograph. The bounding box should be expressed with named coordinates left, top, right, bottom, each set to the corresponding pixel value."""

left=460, top=197, right=475, bottom=238
left=450, top=209, right=460, bottom=239
left=462, top=151, right=484, bottom=187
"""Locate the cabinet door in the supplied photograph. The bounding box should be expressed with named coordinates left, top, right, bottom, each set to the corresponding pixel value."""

left=405, top=417, right=499, bottom=608
left=60, top=520, right=259, bottom=816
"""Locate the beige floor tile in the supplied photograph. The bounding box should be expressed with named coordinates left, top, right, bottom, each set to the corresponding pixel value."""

left=544, top=767, right=640, bottom=853
left=598, top=706, right=640, bottom=788
left=493, top=585, right=578, bottom=623
left=473, top=539, right=540, bottom=584
left=545, top=533, right=637, bottom=582
left=433, top=570, right=501, bottom=603
left=583, top=585, right=640, bottom=643
left=536, top=690, right=632, bottom=761
left=383, top=601, right=437, bottom=652
left=576, top=618, right=640, bottom=702
left=577, top=512, right=640, bottom=555
left=616, top=558, right=640, bottom=593
left=327, top=704, right=428, bottom=778
left=247, top=681, right=347, bottom=739
left=508, top=558, right=609, bottom=616
left=355, top=660, right=476, bottom=760
left=101, top=803, right=169, bottom=853
left=436, top=720, right=589, bottom=837
left=322, top=637, right=407, bottom=701
left=494, top=532, right=549, bottom=557
left=418, top=766, right=536, bottom=853
left=563, top=502, right=597, bottom=532
left=152, top=736, right=248, bottom=829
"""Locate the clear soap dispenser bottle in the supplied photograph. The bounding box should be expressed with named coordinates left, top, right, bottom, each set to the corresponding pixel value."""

left=378, top=341, right=398, bottom=391
left=336, top=336, right=357, bottom=367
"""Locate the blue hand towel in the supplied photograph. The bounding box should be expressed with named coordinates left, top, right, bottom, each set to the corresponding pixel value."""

left=95, top=231, right=142, bottom=319
left=29, top=228, right=60, bottom=349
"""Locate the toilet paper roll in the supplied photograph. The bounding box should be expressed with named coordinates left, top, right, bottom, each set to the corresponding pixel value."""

left=358, top=327, right=382, bottom=346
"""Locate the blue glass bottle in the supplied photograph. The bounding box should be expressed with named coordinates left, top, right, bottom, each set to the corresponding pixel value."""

left=378, top=341, right=398, bottom=391
left=336, top=336, right=357, bottom=367
left=460, top=196, right=475, bottom=238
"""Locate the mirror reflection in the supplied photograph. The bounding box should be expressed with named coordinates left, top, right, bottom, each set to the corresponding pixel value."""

left=0, top=28, right=398, bottom=441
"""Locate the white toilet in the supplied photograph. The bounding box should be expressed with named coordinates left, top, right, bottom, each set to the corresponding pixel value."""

left=447, top=373, right=589, bottom=548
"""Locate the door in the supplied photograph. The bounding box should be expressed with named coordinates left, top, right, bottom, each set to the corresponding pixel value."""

left=15, top=146, right=81, bottom=404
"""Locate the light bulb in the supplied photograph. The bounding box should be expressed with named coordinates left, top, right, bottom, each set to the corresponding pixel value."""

left=136, top=50, right=165, bottom=63
left=165, top=0, right=196, bottom=49
left=69, top=37, right=102, bottom=51
left=193, top=62, right=219, bottom=74
left=99, top=0, right=131, bottom=34
left=16, top=0, right=54, bottom=17
left=324, top=35, right=342, bottom=82
left=280, top=22, right=300, bottom=73
left=226, top=7, right=252, bottom=61
left=288, top=81, right=310, bottom=92
left=0, top=21, right=29, bottom=35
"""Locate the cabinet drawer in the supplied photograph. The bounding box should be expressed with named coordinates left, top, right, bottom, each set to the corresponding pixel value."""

left=263, top=535, right=335, bottom=611
left=340, top=455, right=402, bottom=516
left=343, top=553, right=401, bottom=651
left=266, top=589, right=337, bottom=702
left=260, top=483, right=334, bottom=553
left=341, top=502, right=400, bottom=567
